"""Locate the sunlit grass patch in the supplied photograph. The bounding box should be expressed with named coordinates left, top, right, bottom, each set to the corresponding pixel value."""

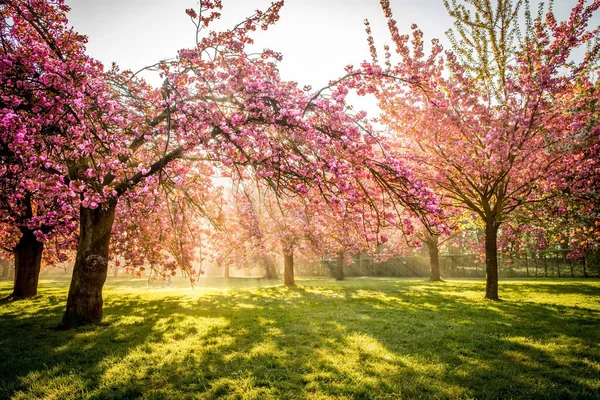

left=1, top=277, right=599, bottom=399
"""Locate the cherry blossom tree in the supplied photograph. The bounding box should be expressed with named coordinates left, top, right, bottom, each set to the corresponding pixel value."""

left=210, top=174, right=427, bottom=285
left=209, top=182, right=329, bottom=286
left=553, top=77, right=600, bottom=263
left=110, top=165, right=218, bottom=283
left=371, top=0, right=600, bottom=299
left=2, top=0, right=442, bottom=327
left=0, top=0, right=86, bottom=298
left=207, top=183, right=282, bottom=280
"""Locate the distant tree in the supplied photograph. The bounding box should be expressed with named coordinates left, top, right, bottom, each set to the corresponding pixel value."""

left=0, top=256, right=10, bottom=279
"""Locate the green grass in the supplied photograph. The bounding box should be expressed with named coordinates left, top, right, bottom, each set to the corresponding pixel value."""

left=1, top=277, right=599, bottom=399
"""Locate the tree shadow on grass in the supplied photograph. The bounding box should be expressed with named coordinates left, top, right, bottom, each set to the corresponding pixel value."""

left=510, top=281, right=600, bottom=296
left=0, top=280, right=599, bottom=399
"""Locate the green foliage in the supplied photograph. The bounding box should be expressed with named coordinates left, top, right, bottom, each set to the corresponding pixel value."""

left=1, top=277, right=599, bottom=399
left=443, top=0, right=548, bottom=102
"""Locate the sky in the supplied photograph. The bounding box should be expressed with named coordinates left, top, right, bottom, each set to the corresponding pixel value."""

left=64, top=0, right=455, bottom=88
left=63, top=0, right=597, bottom=115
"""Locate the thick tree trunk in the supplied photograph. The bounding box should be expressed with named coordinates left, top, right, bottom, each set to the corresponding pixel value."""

left=336, top=251, right=344, bottom=281
left=284, top=251, right=295, bottom=287
left=262, top=256, right=278, bottom=280
left=484, top=221, right=500, bottom=300
left=425, top=235, right=441, bottom=281
left=11, top=228, right=44, bottom=298
left=61, top=202, right=116, bottom=329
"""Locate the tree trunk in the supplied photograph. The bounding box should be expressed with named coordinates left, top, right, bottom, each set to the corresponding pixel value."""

left=484, top=221, right=499, bottom=300
left=223, top=263, right=230, bottom=279
left=11, top=228, right=44, bottom=298
left=284, top=251, right=295, bottom=287
left=8, top=262, right=14, bottom=281
left=61, top=202, right=117, bottom=329
left=1, top=259, right=9, bottom=279
left=112, top=266, right=118, bottom=278
left=262, top=256, right=279, bottom=280
left=524, top=253, right=529, bottom=277
left=336, top=251, right=344, bottom=281
left=568, top=258, right=574, bottom=278
left=583, top=256, right=588, bottom=278
left=426, top=235, right=441, bottom=281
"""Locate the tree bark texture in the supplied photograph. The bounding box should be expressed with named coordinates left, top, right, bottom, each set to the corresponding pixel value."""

left=425, top=234, right=441, bottom=281
left=484, top=221, right=500, bottom=300
left=11, top=227, right=44, bottom=298
left=61, top=202, right=116, bottom=328
left=284, top=251, right=295, bottom=287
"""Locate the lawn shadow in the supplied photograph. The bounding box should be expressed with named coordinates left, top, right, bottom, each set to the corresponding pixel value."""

left=0, top=279, right=599, bottom=399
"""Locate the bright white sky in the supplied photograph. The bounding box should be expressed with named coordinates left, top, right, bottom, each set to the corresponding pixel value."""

left=64, top=0, right=454, bottom=88
left=64, top=0, right=595, bottom=115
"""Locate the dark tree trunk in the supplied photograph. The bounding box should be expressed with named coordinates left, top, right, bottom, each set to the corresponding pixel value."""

left=336, top=251, right=344, bottom=281
left=568, top=258, right=574, bottom=278
left=61, top=202, right=116, bottom=329
left=11, top=228, right=44, bottom=298
left=284, top=251, right=295, bottom=287
left=484, top=221, right=499, bottom=300
left=262, top=256, right=278, bottom=280
left=425, top=235, right=441, bottom=281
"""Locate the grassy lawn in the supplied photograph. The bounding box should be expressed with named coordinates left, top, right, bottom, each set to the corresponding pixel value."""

left=1, top=277, right=599, bottom=399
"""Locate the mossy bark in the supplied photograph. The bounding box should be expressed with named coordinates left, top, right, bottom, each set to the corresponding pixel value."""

left=61, top=202, right=116, bottom=328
